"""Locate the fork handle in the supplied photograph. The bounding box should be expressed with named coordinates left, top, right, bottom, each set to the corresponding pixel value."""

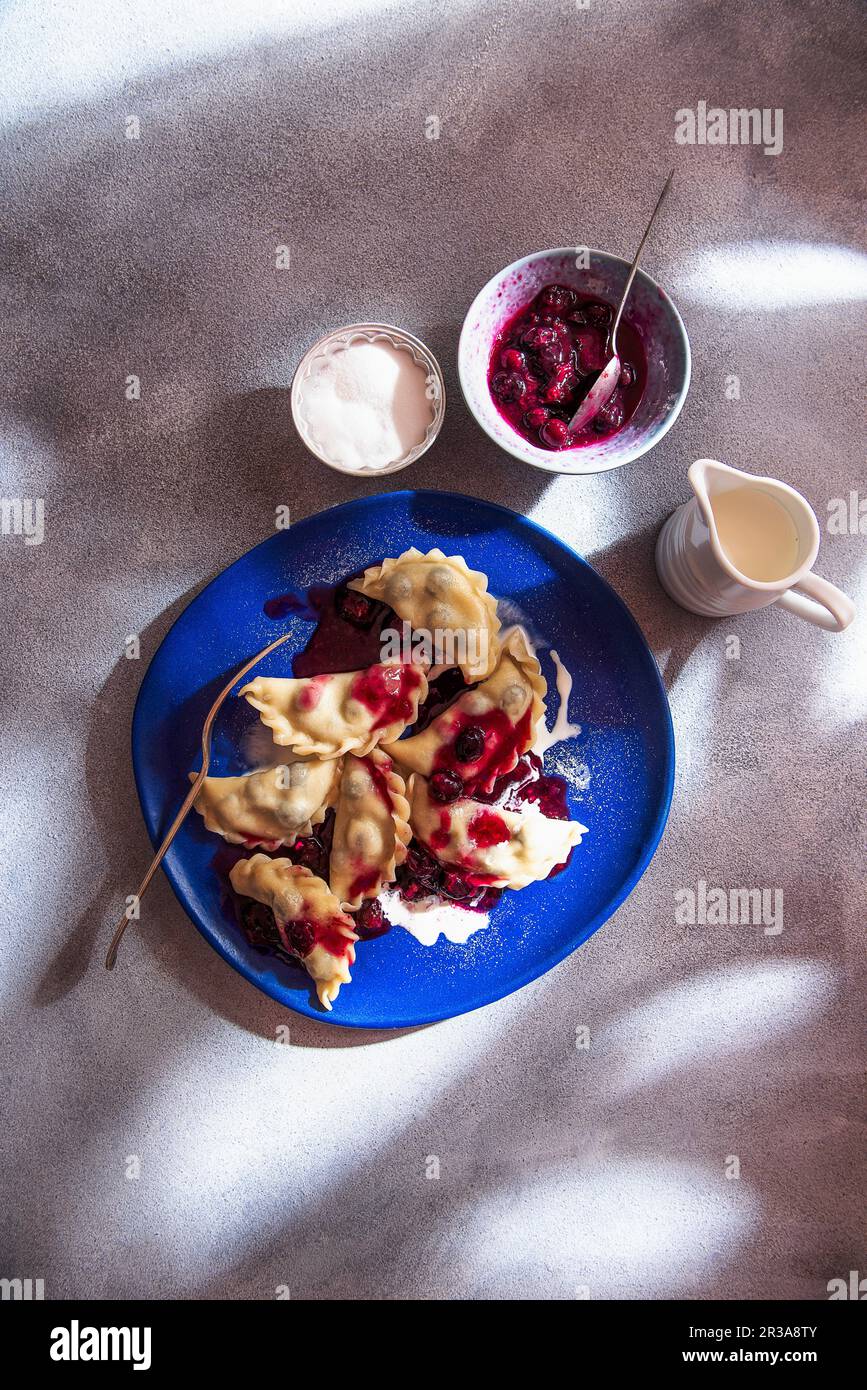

left=104, top=772, right=207, bottom=968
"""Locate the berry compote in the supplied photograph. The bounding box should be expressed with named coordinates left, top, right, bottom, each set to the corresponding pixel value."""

left=394, top=752, right=574, bottom=914
left=488, top=283, right=646, bottom=451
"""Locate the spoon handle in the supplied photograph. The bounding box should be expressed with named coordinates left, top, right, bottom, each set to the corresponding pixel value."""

left=611, top=168, right=674, bottom=351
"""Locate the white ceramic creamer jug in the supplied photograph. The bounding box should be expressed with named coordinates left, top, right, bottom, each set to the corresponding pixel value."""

left=656, top=459, right=855, bottom=631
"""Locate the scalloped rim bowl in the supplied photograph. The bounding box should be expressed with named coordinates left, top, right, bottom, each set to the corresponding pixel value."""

left=458, top=247, right=691, bottom=475
left=291, top=322, right=446, bottom=476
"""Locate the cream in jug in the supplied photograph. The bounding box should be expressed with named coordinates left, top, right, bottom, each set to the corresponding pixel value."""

left=656, top=459, right=855, bottom=632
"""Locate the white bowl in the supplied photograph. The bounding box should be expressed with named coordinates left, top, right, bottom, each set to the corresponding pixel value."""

left=291, top=322, right=446, bottom=476
left=458, top=247, right=691, bottom=475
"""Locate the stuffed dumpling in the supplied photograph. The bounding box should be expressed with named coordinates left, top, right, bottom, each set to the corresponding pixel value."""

left=230, top=855, right=359, bottom=1010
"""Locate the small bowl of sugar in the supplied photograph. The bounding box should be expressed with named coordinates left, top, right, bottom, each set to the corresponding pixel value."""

left=291, top=323, right=446, bottom=475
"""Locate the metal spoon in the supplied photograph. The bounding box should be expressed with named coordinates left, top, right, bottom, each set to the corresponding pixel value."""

left=568, top=168, right=674, bottom=434
left=105, top=629, right=294, bottom=970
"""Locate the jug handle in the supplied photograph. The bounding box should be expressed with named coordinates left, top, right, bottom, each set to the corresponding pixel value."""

left=777, top=573, right=855, bottom=632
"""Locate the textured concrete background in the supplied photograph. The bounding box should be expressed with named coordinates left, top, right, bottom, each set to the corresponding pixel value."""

left=1, top=0, right=864, bottom=1300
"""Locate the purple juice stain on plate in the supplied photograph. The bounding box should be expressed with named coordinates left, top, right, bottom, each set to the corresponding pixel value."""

left=263, top=590, right=317, bottom=621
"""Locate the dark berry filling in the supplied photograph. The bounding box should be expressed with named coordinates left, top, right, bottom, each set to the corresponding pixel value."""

left=337, top=587, right=378, bottom=629
left=401, top=845, right=443, bottom=896
left=236, top=897, right=312, bottom=962
left=539, top=284, right=575, bottom=315
left=395, top=843, right=503, bottom=914
left=411, top=667, right=470, bottom=733
left=592, top=396, right=625, bottom=435
left=285, top=582, right=398, bottom=677
left=429, top=705, right=535, bottom=798
left=454, top=725, right=486, bottom=763
left=238, top=896, right=284, bottom=952
left=353, top=898, right=392, bottom=940
left=488, top=283, right=646, bottom=451
left=429, top=769, right=465, bottom=803
left=282, top=917, right=316, bottom=958
left=285, top=809, right=335, bottom=879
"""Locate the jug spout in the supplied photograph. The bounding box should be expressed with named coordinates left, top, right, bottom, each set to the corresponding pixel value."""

left=684, top=457, right=821, bottom=590
left=687, top=458, right=748, bottom=527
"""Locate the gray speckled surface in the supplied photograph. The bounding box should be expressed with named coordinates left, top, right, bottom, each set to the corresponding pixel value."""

left=1, top=0, right=864, bottom=1300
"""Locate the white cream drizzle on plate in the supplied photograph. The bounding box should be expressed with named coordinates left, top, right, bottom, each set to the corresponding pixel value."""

left=380, top=889, right=490, bottom=946
left=533, top=648, right=582, bottom=755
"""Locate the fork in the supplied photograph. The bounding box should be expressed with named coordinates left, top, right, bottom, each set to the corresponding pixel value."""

left=105, top=630, right=294, bottom=970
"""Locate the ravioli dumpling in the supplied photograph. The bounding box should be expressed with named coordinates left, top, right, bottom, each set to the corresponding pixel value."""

left=349, top=548, right=501, bottom=681
left=191, top=759, right=341, bottom=849
left=230, top=856, right=359, bottom=1010
left=240, top=661, right=428, bottom=758
left=329, top=749, right=411, bottom=909
left=383, top=627, right=546, bottom=794
left=409, top=774, right=587, bottom=891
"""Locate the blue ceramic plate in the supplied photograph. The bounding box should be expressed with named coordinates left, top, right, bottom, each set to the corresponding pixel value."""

left=132, top=491, right=674, bottom=1028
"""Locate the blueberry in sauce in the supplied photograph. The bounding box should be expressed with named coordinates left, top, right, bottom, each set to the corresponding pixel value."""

left=521, top=323, right=559, bottom=351
left=353, top=898, right=392, bottom=940
left=592, top=396, right=626, bottom=434
left=454, top=725, right=486, bottom=763
left=538, top=341, right=571, bottom=373
left=429, top=769, right=465, bottom=803
left=285, top=919, right=316, bottom=957
left=441, top=871, right=473, bottom=902
left=238, top=896, right=280, bottom=950
left=394, top=749, right=574, bottom=916
left=395, top=841, right=502, bottom=914
left=397, top=845, right=443, bottom=900
left=488, top=283, right=646, bottom=451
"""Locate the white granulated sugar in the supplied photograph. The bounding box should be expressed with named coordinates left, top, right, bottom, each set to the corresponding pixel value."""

left=300, top=340, right=433, bottom=471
